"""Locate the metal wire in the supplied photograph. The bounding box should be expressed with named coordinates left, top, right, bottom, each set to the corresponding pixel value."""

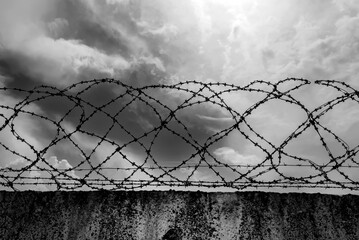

left=0, top=78, right=358, bottom=191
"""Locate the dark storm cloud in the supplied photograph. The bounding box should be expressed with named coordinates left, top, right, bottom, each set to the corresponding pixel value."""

left=0, top=61, right=223, bottom=168
left=0, top=0, right=230, bottom=169
left=0, top=52, right=43, bottom=91
left=48, top=0, right=136, bottom=58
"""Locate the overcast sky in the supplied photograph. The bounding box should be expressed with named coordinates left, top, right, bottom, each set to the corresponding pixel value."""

left=0, top=0, right=359, bottom=194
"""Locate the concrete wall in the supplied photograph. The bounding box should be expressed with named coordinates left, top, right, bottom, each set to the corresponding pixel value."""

left=1, top=191, right=359, bottom=240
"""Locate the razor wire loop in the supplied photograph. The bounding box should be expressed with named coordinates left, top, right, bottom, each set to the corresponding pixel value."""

left=0, top=78, right=358, bottom=190
left=0, top=80, right=348, bottom=189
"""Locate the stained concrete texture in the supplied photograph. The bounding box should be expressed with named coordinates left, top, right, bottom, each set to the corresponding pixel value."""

left=1, top=191, right=359, bottom=240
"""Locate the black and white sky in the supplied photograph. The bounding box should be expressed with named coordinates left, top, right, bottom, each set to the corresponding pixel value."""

left=0, top=0, right=359, bottom=193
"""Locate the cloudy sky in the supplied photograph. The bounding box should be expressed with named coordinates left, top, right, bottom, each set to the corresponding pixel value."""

left=0, top=0, right=359, bottom=194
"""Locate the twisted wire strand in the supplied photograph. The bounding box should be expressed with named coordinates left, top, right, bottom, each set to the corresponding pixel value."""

left=0, top=78, right=358, bottom=190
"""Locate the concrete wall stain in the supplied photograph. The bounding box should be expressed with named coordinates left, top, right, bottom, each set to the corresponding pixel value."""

left=1, top=191, right=359, bottom=240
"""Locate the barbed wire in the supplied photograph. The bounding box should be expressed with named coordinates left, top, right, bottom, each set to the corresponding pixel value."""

left=0, top=78, right=358, bottom=191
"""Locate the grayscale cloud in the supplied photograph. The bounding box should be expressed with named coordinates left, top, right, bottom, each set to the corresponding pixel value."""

left=0, top=0, right=359, bottom=193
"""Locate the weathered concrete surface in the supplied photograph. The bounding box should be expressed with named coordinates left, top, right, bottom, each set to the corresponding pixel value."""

left=1, top=191, right=359, bottom=240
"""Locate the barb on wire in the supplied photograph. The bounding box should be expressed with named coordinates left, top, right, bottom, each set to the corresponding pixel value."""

left=0, top=78, right=358, bottom=191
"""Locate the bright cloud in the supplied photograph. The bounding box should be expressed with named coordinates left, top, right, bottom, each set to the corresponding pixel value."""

left=2, top=156, right=80, bottom=191
left=213, top=147, right=262, bottom=165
